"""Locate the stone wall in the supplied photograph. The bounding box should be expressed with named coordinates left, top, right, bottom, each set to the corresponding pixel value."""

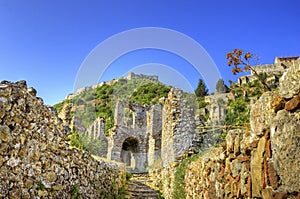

left=147, top=104, right=163, bottom=167
left=0, top=81, right=125, bottom=198
left=275, top=56, right=299, bottom=68
left=251, top=63, right=285, bottom=75
left=108, top=100, right=149, bottom=172
left=127, top=72, right=158, bottom=81
left=85, top=117, right=108, bottom=157
left=161, top=88, right=196, bottom=167
left=150, top=60, right=300, bottom=199
left=237, top=58, right=296, bottom=86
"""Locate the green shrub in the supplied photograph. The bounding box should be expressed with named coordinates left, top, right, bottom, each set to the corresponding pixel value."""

left=69, top=131, right=86, bottom=150
left=37, top=181, right=45, bottom=191
left=130, top=83, right=170, bottom=106
left=53, top=99, right=72, bottom=113
left=197, top=97, right=208, bottom=108
left=53, top=101, right=64, bottom=113
left=225, top=98, right=250, bottom=128
left=70, top=184, right=80, bottom=198
left=126, top=172, right=133, bottom=180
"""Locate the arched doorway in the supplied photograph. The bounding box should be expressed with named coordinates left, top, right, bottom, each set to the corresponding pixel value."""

left=120, top=137, right=139, bottom=169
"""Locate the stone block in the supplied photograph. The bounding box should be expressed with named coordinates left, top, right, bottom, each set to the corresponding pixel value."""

left=273, top=192, right=287, bottom=199
left=271, top=109, right=300, bottom=192
left=267, top=162, right=278, bottom=189
left=271, top=95, right=285, bottom=113
left=247, top=175, right=251, bottom=198
left=279, top=59, right=300, bottom=99
left=262, top=188, right=273, bottom=199
left=284, top=94, right=300, bottom=111
left=250, top=92, right=276, bottom=138
left=236, top=155, right=250, bottom=163
left=0, top=125, right=11, bottom=142
left=251, top=137, right=266, bottom=198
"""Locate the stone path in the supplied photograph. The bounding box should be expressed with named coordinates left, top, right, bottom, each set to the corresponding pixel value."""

left=125, top=173, right=160, bottom=199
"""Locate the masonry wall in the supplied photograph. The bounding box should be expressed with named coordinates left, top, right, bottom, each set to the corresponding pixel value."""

left=161, top=88, right=196, bottom=167
left=150, top=60, right=300, bottom=199
left=147, top=104, right=163, bottom=167
left=0, top=81, right=126, bottom=198
left=108, top=100, right=149, bottom=172
left=251, top=63, right=284, bottom=75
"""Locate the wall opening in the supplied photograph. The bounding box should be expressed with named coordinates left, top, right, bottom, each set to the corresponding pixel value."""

left=120, top=137, right=139, bottom=169
left=123, top=108, right=134, bottom=128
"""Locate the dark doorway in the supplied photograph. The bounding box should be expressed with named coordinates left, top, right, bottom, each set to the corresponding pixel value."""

left=121, top=137, right=139, bottom=168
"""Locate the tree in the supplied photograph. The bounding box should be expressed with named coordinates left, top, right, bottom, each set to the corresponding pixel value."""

left=226, top=49, right=271, bottom=91
left=195, top=79, right=208, bottom=97
left=215, top=78, right=228, bottom=94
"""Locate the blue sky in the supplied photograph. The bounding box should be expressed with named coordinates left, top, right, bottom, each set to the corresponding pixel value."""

left=0, top=0, right=299, bottom=105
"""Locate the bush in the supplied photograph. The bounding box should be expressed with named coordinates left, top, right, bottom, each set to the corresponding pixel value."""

left=130, top=83, right=170, bottom=106
left=69, top=131, right=86, bottom=150
left=197, top=97, right=208, bottom=108
left=225, top=98, right=250, bottom=128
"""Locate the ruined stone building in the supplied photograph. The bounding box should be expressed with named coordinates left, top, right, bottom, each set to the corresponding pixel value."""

left=83, top=88, right=197, bottom=173
left=238, top=56, right=299, bottom=85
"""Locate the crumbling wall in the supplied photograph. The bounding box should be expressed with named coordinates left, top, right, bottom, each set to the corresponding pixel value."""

left=150, top=60, right=300, bottom=199
left=127, top=72, right=158, bottom=81
left=108, top=100, right=148, bottom=172
left=161, top=88, right=196, bottom=167
left=0, top=81, right=125, bottom=198
left=147, top=104, right=163, bottom=168
left=86, top=117, right=108, bottom=157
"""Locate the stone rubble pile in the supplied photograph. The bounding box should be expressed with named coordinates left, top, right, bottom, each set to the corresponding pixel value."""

left=0, top=80, right=125, bottom=198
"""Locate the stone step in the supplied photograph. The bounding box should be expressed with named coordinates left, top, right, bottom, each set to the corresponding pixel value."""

left=125, top=173, right=160, bottom=199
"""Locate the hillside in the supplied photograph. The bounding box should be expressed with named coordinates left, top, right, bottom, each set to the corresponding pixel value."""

left=54, top=75, right=171, bottom=129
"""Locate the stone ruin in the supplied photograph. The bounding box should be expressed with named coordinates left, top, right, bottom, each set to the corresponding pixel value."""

left=83, top=88, right=198, bottom=173
left=238, top=56, right=299, bottom=85
left=126, top=72, right=159, bottom=81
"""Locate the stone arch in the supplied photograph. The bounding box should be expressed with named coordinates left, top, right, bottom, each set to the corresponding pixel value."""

left=120, top=137, right=139, bottom=170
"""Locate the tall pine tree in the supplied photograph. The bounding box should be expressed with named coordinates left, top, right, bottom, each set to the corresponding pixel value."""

left=195, top=79, right=208, bottom=97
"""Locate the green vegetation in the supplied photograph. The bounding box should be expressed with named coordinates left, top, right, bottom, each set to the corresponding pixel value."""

left=70, top=83, right=116, bottom=136
left=194, top=79, right=209, bottom=109
left=125, top=172, right=133, bottom=180
left=111, top=176, right=115, bottom=193
left=37, top=181, right=45, bottom=191
left=225, top=98, right=250, bottom=128
left=197, top=96, right=208, bottom=108
left=69, top=131, right=103, bottom=155
left=130, top=83, right=170, bottom=105
left=173, top=155, right=199, bottom=199
left=53, top=99, right=72, bottom=113
left=195, top=79, right=208, bottom=97
left=70, top=184, right=80, bottom=199
left=69, top=131, right=87, bottom=150
left=215, top=78, right=228, bottom=93
left=117, top=186, right=127, bottom=199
